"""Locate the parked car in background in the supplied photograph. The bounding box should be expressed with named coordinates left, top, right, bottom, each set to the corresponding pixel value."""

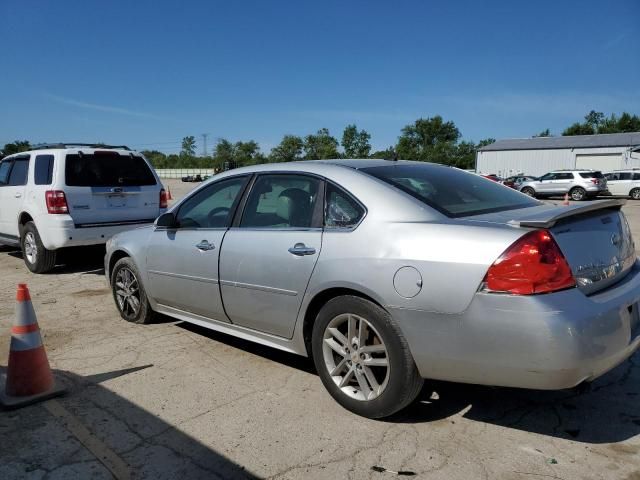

left=0, top=144, right=166, bottom=272
left=503, top=175, right=537, bottom=189
left=519, top=170, right=608, bottom=201
left=106, top=160, right=640, bottom=418
left=604, top=170, right=640, bottom=200
left=481, top=174, right=502, bottom=182
left=181, top=174, right=204, bottom=183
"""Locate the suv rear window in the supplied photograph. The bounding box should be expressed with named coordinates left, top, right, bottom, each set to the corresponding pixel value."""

left=579, top=171, right=604, bottom=178
left=362, top=164, right=538, bottom=218
left=65, top=153, right=156, bottom=187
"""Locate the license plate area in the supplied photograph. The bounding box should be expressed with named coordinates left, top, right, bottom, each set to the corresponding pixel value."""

left=107, top=194, right=127, bottom=208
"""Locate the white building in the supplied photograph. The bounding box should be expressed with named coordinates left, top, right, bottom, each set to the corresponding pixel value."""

left=476, top=132, right=640, bottom=177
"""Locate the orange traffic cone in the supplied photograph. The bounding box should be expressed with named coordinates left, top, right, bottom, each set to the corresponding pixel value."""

left=0, top=284, right=65, bottom=408
left=563, top=193, right=570, bottom=206
left=166, top=186, right=173, bottom=200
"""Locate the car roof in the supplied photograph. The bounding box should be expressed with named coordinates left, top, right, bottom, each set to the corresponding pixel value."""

left=3, top=147, right=140, bottom=158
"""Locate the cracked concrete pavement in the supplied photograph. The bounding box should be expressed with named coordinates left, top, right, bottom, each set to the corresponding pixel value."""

left=1, top=179, right=640, bottom=479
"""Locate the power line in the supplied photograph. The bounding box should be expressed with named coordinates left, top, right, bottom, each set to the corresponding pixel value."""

left=201, top=133, right=209, bottom=157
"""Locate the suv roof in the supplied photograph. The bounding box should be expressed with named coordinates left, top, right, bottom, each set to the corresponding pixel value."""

left=30, top=143, right=131, bottom=151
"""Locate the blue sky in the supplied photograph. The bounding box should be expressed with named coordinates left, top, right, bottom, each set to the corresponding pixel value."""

left=1, top=0, right=638, bottom=154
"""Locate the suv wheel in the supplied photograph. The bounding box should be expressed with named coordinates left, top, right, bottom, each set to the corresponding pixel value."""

left=111, top=257, right=155, bottom=324
left=21, top=222, right=57, bottom=273
left=570, top=187, right=587, bottom=201
left=521, top=187, right=536, bottom=197
left=630, top=188, right=640, bottom=200
left=312, top=295, right=424, bottom=418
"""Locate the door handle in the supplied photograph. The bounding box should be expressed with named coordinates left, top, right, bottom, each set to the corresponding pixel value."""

left=288, top=243, right=316, bottom=256
left=195, top=240, right=215, bottom=251
left=14, top=193, right=21, bottom=198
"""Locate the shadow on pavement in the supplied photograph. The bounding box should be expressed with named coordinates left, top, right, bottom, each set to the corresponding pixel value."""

left=0, top=365, right=257, bottom=479
left=177, top=320, right=640, bottom=444
left=7, top=245, right=106, bottom=275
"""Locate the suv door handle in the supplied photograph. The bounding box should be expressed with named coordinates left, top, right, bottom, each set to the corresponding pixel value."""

left=14, top=193, right=22, bottom=198
left=288, top=243, right=316, bottom=256
left=195, top=240, right=215, bottom=251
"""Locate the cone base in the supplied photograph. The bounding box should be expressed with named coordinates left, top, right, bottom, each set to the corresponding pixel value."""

left=0, top=373, right=66, bottom=409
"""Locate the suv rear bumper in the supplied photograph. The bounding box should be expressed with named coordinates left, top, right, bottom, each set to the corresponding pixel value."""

left=37, top=215, right=157, bottom=250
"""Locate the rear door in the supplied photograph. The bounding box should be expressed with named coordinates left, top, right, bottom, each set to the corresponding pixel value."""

left=550, top=172, right=573, bottom=194
left=219, top=173, right=324, bottom=338
left=606, top=172, right=629, bottom=195
left=63, top=151, right=161, bottom=226
left=0, top=155, right=30, bottom=238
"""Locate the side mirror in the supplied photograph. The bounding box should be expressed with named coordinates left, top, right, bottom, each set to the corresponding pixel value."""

left=156, top=212, right=178, bottom=228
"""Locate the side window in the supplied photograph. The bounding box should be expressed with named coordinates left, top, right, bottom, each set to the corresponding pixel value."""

left=539, top=173, right=554, bottom=181
left=619, top=173, right=632, bottom=181
left=605, top=173, right=616, bottom=180
left=176, top=176, right=247, bottom=229
left=34, top=155, right=54, bottom=185
left=325, top=184, right=365, bottom=228
left=0, top=160, right=12, bottom=185
left=240, top=174, right=321, bottom=228
left=633, top=173, right=640, bottom=181
left=8, top=158, right=29, bottom=186
left=557, top=173, right=573, bottom=180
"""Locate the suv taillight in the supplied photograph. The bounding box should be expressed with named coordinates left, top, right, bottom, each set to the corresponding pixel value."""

left=45, top=190, right=69, bottom=214
left=159, top=189, right=168, bottom=209
left=591, top=178, right=600, bottom=185
left=483, top=230, right=575, bottom=295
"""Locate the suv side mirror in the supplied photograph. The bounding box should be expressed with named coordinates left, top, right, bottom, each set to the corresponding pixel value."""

left=156, top=212, right=178, bottom=228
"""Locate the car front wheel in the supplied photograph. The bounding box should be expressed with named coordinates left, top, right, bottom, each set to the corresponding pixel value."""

left=312, top=295, right=423, bottom=418
left=570, top=187, right=587, bottom=201
left=111, top=257, right=155, bottom=324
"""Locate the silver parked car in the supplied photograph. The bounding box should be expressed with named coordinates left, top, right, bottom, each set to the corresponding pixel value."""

left=105, top=160, right=640, bottom=418
left=519, top=169, right=608, bottom=201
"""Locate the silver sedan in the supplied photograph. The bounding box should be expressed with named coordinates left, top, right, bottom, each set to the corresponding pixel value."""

left=105, top=160, right=640, bottom=418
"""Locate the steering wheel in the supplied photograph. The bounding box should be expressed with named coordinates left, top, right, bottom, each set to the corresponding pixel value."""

left=207, top=207, right=230, bottom=227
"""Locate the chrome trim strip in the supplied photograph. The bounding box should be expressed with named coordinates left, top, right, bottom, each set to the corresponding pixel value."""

left=75, top=219, right=156, bottom=228
left=219, top=279, right=297, bottom=296
left=148, top=270, right=219, bottom=284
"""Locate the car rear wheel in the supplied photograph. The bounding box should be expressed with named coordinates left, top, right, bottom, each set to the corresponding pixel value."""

left=111, top=257, right=155, bottom=324
left=521, top=187, right=536, bottom=197
left=21, top=222, right=56, bottom=273
left=570, top=187, right=587, bottom=201
left=312, top=295, right=423, bottom=418
left=630, top=188, right=640, bottom=200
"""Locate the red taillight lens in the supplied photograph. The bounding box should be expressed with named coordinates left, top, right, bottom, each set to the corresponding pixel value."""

left=45, top=190, right=69, bottom=214
left=591, top=178, right=599, bottom=185
left=159, top=189, right=168, bottom=208
left=484, top=230, right=575, bottom=295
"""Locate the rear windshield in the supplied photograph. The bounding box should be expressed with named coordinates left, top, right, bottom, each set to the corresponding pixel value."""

left=65, top=153, right=156, bottom=186
left=362, top=164, right=539, bottom=218
left=579, top=171, right=604, bottom=178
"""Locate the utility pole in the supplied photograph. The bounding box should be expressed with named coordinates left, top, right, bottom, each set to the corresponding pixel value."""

left=201, top=133, right=209, bottom=157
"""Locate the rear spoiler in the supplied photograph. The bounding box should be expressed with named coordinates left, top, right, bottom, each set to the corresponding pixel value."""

left=508, top=199, right=626, bottom=229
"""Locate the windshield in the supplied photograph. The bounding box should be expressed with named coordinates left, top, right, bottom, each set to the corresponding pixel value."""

left=362, top=164, right=539, bottom=218
left=65, top=153, right=156, bottom=187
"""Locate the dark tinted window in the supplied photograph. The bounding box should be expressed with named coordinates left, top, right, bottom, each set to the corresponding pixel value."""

left=241, top=175, right=321, bottom=228
left=0, top=160, right=12, bottom=184
left=8, top=158, right=29, bottom=186
left=325, top=184, right=365, bottom=228
left=539, top=173, right=555, bottom=181
left=633, top=173, right=640, bottom=181
left=362, top=164, right=538, bottom=218
left=34, top=155, right=54, bottom=185
left=65, top=153, right=156, bottom=186
left=555, top=173, right=573, bottom=180
left=176, top=176, right=247, bottom=228
left=579, top=171, right=604, bottom=179
left=619, top=172, right=632, bottom=180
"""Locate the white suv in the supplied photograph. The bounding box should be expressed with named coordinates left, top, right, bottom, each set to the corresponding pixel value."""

left=604, top=170, right=640, bottom=200
left=0, top=144, right=167, bottom=273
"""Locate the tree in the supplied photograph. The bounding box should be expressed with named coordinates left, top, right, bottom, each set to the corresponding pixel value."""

left=616, top=112, right=640, bottom=133
left=396, top=116, right=460, bottom=161
left=180, top=136, right=196, bottom=157
left=213, top=139, right=236, bottom=169
left=341, top=124, right=371, bottom=158
left=585, top=110, right=605, bottom=130
left=369, top=147, right=396, bottom=159
left=2, top=140, right=30, bottom=155
left=534, top=129, right=552, bottom=137
left=562, top=122, right=595, bottom=136
left=270, top=135, right=304, bottom=162
left=477, top=138, right=496, bottom=148
left=234, top=140, right=264, bottom=166
left=303, top=128, right=339, bottom=160
left=141, top=150, right=168, bottom=168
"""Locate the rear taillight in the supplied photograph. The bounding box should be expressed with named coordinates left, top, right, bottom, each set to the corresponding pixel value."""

left=483, top=229, right=575, bottom=295
left=591, top=178, right=599, bottom=185
left=45, top=190, right=69, bottom=214
left=159, top=189, right=168, bottom=208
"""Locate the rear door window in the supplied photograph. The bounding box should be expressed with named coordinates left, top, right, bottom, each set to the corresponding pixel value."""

left=0, top=160, right=12, bottom=185
left=34, top=155, right=54, bottom=185
left=579, top=171, right=604, bottom=179
left=325, top=183, right=365, bottom=228
left=65, top=152, right=156, bottom=186
left=8, top=158, right=29, bottom=186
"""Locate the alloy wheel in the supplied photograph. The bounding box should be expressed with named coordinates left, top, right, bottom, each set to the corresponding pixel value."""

left=322, top=313, right=390, bottom=401
left=24, top=232, right=38, bottom=265
left=115, top=267, right=141, bottom=317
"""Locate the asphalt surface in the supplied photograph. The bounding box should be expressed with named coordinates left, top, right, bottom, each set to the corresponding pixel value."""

left=1, top=179, right=639, bottom=479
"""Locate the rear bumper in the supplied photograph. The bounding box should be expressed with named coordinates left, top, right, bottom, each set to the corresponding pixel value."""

left=37, top=216, right=157, bottom=250
left=393, top=260, right=640, bottom=390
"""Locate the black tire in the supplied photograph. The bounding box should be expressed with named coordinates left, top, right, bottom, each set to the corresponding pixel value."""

left=521, top=187, right=536, bottom=197
left=630, top=188, right=640, bottom=200
left=21, top=222, right=57, bottom=273
left=110, top=257, right=155, bottom=324
left=570, top=187, right=587, bottom=201
left=311, top=295, right=424, bottom=418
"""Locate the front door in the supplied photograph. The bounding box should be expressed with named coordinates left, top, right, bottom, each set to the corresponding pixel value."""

left=0, top=155, right=30, bottom=240
left=220, top=173, right=323, bottom=338
left=146, top=175, right=249, bottom=321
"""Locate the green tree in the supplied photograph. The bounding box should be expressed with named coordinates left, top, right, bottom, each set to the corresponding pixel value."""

left=213, top=139, right=236, bottom=169
left=141, top=150, right=168, bottom=168
left=562, top=122, right=595, bottom=136
left=2, top=140, right=31, bottom=155
left=616, top=112, right=640, bottom=133
left=234, top=140, right=264, bottom=166
left=341, top=124, right=371, bottom=158
left=270, top=135, right=304, bottom=162
left=396, top=116, right=460, bottom=161
left=534, top=129, right=552, bottom=137
left=477, top=138, right=496, bottom=148
left=369, top=147, right=396, bottom=159
left=180, top=136, right=196, bottom=157
left=585, top=110, right=605, bottom=130
left=303, top=128, right=339, bottom=159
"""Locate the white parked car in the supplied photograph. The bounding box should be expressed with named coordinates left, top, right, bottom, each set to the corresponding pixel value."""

left=0, top=144, right=167, bottom=272
left=604, top=170, right=640, bottom=200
